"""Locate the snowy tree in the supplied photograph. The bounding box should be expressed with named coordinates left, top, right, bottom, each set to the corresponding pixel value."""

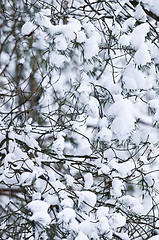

left=0, top=0, right=159, bottom=239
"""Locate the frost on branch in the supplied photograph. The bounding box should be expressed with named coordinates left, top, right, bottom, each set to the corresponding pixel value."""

left=0, top=0, right=159, bottom=239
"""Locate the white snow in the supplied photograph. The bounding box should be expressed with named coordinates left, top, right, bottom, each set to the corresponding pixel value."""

left=48, top=18, right=82, bottom=42
left=149, top=98, right=159, bottom=122
left=52, top=132, right=65, bottom=157
left=95, top=127, right=112, bottom=143
left=83, top=22, right=101, bottom=43
left=76, top=191, right=96, bottom=212
left=98, top=164, right=110, bottom=175
left=121, top=18, right=135, bottom=33
left=114, top=233, right=130, bottom=240
left=79, top=220, right=98, bottom=239
left=109, top=213, right=126, bottom=229
left=97, top=216, right=110, bottom=233
left=149, top=1, right=159, bottom=16
left=68, top=218, right=79, bottom=232
left=65, top=174, right=75, bottom=186
left=109, top=158, right=134, bottom=178
left=134, top=44, right=151, bottom=66
left=119, top=35, right=130, bottom=46
left=27, top=200, right=51, bottom=226
left=130, top=23, right=149, bottom=49
left=112, top=178, right=124, bottom=197
left=107, top=99, right=135, bottom=141
left=2, top=1, right=159, bottom=239
left=35, top=9, right=52, bottom=29
left=58, top=208, right=76, bottom=223
left=61, top=198, right=74, bottom=208
left=98, top=117, right=108, bottom=128
left=75, top=232, right=89, bottom=240
left=97, top=206, right=109, bottom=218
left=76, top=31, right=86, bottom=43
left=85, top=96, right=99, bottom=118
left=122, top=64, right=146, bottom=90
left=21, top=22, right=36, bottom=35
left=84, top=37, right=100, bottom=60
left=50, top=51, right=66, bottom=68
left=119, top=195, right=143, bottom=214
left=84, top=172, right=93, bottom=189
left=149, top=236, right=159, bottom=240
left=62, top=18, right=81, bottom=41
left=135, top=4, right=147, bottom=22
left=20, top=171, right=36, bottom=186
left=54, top=35, right=68, bottom=50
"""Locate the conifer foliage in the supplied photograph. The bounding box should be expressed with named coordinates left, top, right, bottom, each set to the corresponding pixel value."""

left=0, top=0, right=159, bottom=239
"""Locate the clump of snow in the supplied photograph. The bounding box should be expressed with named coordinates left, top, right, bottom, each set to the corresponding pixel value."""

left=65, top=174, right=75, bottom=186
left=97, top=206, right=109, bottom=218
left=109, top=158, right=134, bottom=178
left=15, top=130, right=40, bottom=150
left=83, top=22, right=101, bottom=43
left=95, top=117, right=112, bottom=143
left=21, top=22, right=36, bottom=35
left=45, top=195, right=59, bottom=206
left=84, top=37, right=100, bottom=60
left=84, top=172, right=93, bottom=189
left=76, top=31, right=86, bottom=43
left=62, top=18, right=82, bottom=41
left=82, top=21, right=101, bottom=59
left=121, top=18, right=135, bottom=33
left=35, top=9, right=52, bottom=29
left=79, top=220, right=98, bottom=239
left=119, top=35, right=130, bottom=46
left=75, top=232, right=89, bottom=240
left=107, top=99, right=135, bottom=141
left=76, top=191, right=96, bottom=212
left=98, top=117, right=108, bottom=127
left=112, top=178, right=124, bottom=197
left=114, top=232, right=130, bottom=240
left=109, top=213, right=126, bottom=229
left=95, top=127, right=112, bottom=143
left=78, top=79, right=92, bottom=95
left=149, top=236, right=159, bottom=240
left=61, top=198, right=74, bottom=209
left=48, top=18, right=82, bottom=42
left=2, top=152, right=17, bottom=168
left=130, top=23, right=149, bottom=49
left=32, top=193, right=41, bottom=201
left=97, top=216, right=110, bottom=234
left=58, top=208, right=76, bottom=223
left=119, top=195, right=143, bottom=214
left=54, top=35, right=68, bottom=50
left=24, top=159, right=35, bottom=170
left=135, top=4, right=147, bottom=22
left=134, top=44, right=151, bottom=66
left=69, top=218, right=79, bottom=232
left=98, top=164, right=110, bottom=175
left=50, top=51, right=66, bottom=68
left=122, top=64, right=146, bottom=90
left=52, top=132, right=65, bottom=157
left=62, top=198, right=75, bottom=211
left=20, top=171, right=36, bottom=186
left=85, top=96, right=99, bottom=118
left=148, top=1, right=159, bottom=16
left=27, top=200, right=51, bottom=226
